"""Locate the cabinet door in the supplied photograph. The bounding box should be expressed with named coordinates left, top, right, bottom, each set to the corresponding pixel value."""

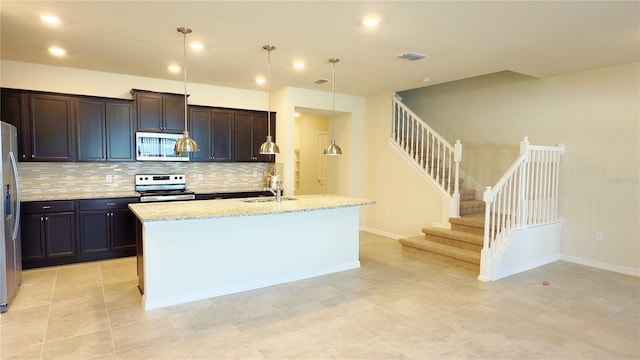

left=136, top=92, right=163, bottom=132
left=106, top=100, right=135, bottom=161
left=0, top=90, right=26, bottom=159
left=189, top=107, right=212, bottom=161
left=163, top=95, right=185, bottom=133
left=111, top=208, right=136, bottom=256
left=21, top=213, right=45, bottom=261
left=212, top=110, right=233, bottom=161
left=233, top=112, right=254, bottom=161
left=253, top=113, right=276, bottom=162
left=78, top=210, right=110, bottom=255
left=77, top=98, right=107, bottom=161
left=45, top=212, right=75, bottom=258
left=29, top=94, right=75, bottom=161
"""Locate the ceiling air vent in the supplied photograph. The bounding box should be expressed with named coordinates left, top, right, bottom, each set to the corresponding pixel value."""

left=314, top=79, right=329, bottom=84
left=398, top=52, right=428, bottom=61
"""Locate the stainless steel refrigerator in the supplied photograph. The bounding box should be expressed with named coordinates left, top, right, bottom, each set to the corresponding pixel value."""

left=0, top=121, right=21, bottom=313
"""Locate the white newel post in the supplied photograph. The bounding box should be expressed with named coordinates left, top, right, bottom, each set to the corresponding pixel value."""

left=452, top=140, right=462, bottom=218
left=478, top=186, right=494, bottom=282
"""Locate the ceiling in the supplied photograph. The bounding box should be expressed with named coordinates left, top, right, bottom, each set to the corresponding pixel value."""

left=1, top=1, right=638, bottom=97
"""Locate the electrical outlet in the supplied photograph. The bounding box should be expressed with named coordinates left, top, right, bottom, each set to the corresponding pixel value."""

left=253, top=171, right=258, bottom=177
left=105, top=175, right=113, bottom=183
left=594, top=231, right=603, bottom=241
left=197, top=173, right=203, bottom=181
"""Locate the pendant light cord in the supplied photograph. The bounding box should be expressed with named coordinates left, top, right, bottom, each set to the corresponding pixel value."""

left=183, top=31, right=188, bottom=132
left=267, top=48, right=271, bottom=136
left=331, top=60, right=336, bottom=139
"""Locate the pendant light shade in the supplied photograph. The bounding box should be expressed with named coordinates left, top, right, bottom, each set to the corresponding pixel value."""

left=259, top=45, right=280, bottom=155
left=324, top=58, right=342, bottom=156
left=175, top=26, right=200, bottom=155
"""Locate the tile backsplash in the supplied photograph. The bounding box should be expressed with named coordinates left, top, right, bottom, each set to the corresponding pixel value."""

left=18, top=162, right=271, bottom=197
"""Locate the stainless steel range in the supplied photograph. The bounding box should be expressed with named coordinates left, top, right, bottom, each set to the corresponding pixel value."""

left=135, top=174, right=195, bottom=202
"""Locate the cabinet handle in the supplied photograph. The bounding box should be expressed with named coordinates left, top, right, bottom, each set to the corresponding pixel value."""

left=31, top=154, right=35, bottom=158
left=106, top=203, right=116, bottom=206
left=42, top=205, right=51, bottom=209
left=22, top=154, right=26, bottom=159
left=44, top=216, right=48, bottom=221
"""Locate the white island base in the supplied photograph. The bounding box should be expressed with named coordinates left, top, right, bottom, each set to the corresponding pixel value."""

left=138, top=204, right=363, bottom=310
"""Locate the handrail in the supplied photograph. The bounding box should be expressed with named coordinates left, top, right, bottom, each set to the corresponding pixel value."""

left=391, top=95, right=461, bottom=217
left=480, top=137, right=565, bottom=279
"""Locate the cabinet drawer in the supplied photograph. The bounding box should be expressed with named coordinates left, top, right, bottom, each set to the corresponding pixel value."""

left=22, top=201, right=75, bottom=214
left=78, top=197, right=139, bottom=211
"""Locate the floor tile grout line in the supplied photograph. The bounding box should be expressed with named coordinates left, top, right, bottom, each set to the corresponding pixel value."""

left=39, top=267, right=58, bottom=360
left=99, top=263, right=118, bottom=358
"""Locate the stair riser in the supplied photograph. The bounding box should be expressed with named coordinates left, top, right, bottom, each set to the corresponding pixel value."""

left=401, top=245, right=480, bottom=271
left=450, top=224, right=485, bottom=236
left=424, top=234, right=483, bottom=252
left=459, top=192, right=476, bottom=201
left=460, top=206, right=485, bottom=215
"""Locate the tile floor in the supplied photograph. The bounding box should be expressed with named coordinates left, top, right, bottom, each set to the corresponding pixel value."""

left=1, top=231, right=639, bottom=360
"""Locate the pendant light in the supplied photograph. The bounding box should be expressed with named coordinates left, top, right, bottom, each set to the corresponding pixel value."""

left=259, top=45, right=280, bottom=155
left=174, top=26, right=200, bottom=155
left=324, top=58, right=342, bottom=156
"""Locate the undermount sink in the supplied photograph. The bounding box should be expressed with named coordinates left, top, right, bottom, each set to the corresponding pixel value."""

left=242, top=197, right=297, bottom=203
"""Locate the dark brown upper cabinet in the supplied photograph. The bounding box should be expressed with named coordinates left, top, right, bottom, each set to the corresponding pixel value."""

left=77, top=97, right=135, bottom=162
left=0, top=89, right=27, bottom=156
left=233, top=110, right=276, bottom=162
left=131, top=89, right=185, bottom=133
left=189, top=107, right=233, bottom=162
left=25, top=93, right=75, bottom=161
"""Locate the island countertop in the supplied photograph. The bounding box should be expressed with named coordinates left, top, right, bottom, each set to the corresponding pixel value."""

left=129, top=194, right=374, bottom=222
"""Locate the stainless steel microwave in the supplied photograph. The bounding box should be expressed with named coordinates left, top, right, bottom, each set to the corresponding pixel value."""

left=136, top=132, right=189, bottom=161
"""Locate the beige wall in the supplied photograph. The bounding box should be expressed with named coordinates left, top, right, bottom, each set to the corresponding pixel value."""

left=361, top=93, right=445, bottom=239
left=395, top=62, right=640, bottom=273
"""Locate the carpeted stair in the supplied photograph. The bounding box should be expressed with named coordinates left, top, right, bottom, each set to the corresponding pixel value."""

left=399, top=185, right=486, bottom=271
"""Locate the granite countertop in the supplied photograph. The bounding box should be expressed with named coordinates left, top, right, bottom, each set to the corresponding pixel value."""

left=20, top=188, right=271, bottom=202
left=21, top=191, right=140, bottom=202
left=129, top=194, right=375, bottom=222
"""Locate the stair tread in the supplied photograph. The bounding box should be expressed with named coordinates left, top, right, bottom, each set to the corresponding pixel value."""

left=399, top=236, right=480, bottom=264
left=420, top=227, right=484, bottom=245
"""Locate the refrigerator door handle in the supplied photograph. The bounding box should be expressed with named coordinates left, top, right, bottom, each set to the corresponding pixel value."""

left=9, top=151, right=20, bottom=241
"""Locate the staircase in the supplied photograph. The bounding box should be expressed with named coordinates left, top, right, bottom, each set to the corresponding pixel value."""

left=391, top=95, right=565, bottom=280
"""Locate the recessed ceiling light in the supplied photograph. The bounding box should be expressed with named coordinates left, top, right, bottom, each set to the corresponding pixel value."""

left=168, top=64, right=181, bottom=73
left=40, top=15, right=60, bottom=25
left=190, top=42, right=204, bottom=51
left=256, top=77, right=266, bottom=85
left=422, top=77, right=431, bottom=83
left=48, top=46, right=66, bottom=57
left=362, top=16, right=380, bottom=27
left=294, top=112, right=301, bottom=118
left=293, top=61, right=305, bottom=70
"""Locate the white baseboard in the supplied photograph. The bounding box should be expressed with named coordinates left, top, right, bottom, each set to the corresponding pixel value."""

left=560, top=255, right=640, bottom=277
left=359, top=226, right=408, bottom=240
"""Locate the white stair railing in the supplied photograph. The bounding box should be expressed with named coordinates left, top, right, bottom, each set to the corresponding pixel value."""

left=479, top=137, right=565, bottom=280
left=391, top=95, right=461, bottom=218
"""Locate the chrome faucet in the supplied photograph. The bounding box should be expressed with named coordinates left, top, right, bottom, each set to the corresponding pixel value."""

left=264, top=176, right=282, bottom=202
left=265, top=186, right=282, bottom=202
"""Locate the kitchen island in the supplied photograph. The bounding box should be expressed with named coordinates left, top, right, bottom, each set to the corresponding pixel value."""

left=129, top=194, right=374, bottom=310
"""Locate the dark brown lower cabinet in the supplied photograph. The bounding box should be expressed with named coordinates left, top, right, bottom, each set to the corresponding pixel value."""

left=78, top=198, right=138, bottom=262
left=21, top=201, right=76, bottom=269
left=21, top=198, right=138, bottom=269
